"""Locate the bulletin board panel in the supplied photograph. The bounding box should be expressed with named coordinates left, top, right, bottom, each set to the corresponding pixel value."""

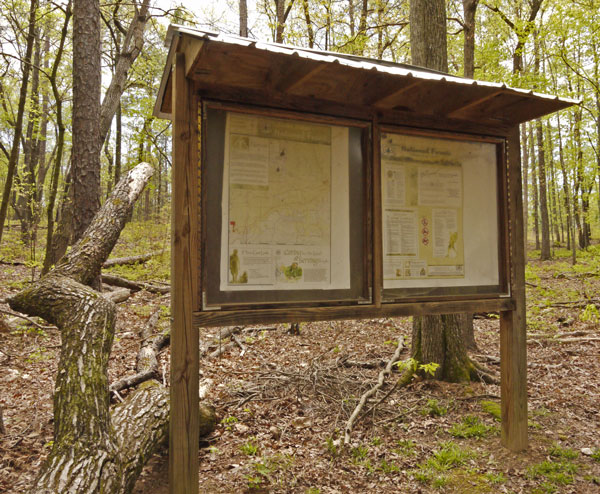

left=201, top=103, right=371, bottom=309
left=379, top=128, right=509, bottom=301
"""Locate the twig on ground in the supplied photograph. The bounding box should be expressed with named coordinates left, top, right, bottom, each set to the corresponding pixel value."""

left=232, top=334, right=247, bottom=355
left=344, top=337, right=405, bottom=445
left=208, top=341, right=236, bottom=359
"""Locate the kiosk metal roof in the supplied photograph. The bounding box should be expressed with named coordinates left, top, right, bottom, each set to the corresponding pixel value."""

left=154, top=24, right=577, bottom=127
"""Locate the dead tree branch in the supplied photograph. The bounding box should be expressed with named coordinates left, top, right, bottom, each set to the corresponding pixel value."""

left=344, top=337, right=405, bottom=445
left=101, top=273, right=170, bottom=294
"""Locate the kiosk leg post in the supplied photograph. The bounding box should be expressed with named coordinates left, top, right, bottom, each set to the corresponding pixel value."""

left=501, top=126, right=528, bottom=452
left=170, top=52, right=200, bottom=494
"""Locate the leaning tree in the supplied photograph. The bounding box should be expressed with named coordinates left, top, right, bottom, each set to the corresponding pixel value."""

left=9, top=162, right=215, bottom=493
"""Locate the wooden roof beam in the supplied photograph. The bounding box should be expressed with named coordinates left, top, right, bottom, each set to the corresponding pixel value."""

left=370, top=80, right=423, bottom=108
left=445, top=89, right=506, bottom=119
left=176, top=35, right=206, bottom=78
left=272, top=59, right=328, bottom=93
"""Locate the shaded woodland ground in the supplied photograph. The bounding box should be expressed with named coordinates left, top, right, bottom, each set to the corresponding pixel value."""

left=1, top=222, right=599, bottom=493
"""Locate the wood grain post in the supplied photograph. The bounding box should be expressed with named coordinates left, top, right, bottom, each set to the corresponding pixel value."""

left=170, top=51, right=200, bottom=494
left=372, top=119, right=382, bottom=307
left=500, top=126, right=528, bottom=452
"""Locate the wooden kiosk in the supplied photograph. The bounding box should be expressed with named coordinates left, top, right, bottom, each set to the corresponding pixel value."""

left=154, top=25, right=575, bottom=493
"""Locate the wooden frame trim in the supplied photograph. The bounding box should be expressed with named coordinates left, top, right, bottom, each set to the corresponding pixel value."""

left=194, top=297, right=514, bottom=327
left=194, top=82, right=514, bottom=137
left=199, top=100, right=372, bottom=310
left=377, top=125, right=509, bottom=301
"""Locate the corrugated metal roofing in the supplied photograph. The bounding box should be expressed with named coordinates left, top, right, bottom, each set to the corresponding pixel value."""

left=154, top=24, right=577, bottom=124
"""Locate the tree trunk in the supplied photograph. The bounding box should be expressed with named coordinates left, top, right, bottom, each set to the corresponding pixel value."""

left=462, top=0, right=479, bottom=78
left=72, top=0, right=102, bottom=242
left=530, top=124, right=540, bottom=251
left=42, top=1, right=71, bottom=274
left=546, top=122, right=561, bottom=244
left=0, top=0, right=38, bottom=245
left=9, top=163, right=215, bottom=493
left=302, top=0, right=315, bottom=48
left=410, top=0, right=448, bottom=72
left=98, top=0, right=150, bottom=146
left=15, top=25, right=42, bottom=245
left=239, top=0, right=248, bottom=37
left=521, top=123, right=529, bottom=252
left=412, top=313, right=478, bottom=381
left=536, top=120, right=551, bottom=260
left=275, top=0, right=285, bottom=43
left=115, top=103, right=123, bottom=184
left=409, top=0, right=476, bottom=376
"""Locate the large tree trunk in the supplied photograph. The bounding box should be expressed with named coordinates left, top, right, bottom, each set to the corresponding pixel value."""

left=8, top=163, right=215, bottom=493
left=409, top=0, right=447, bottom=71
left=409, top=0, right=476, bottom=376
left=412, top=313, right=478, bottom=381
left=72, top=0, right=102, bottom=242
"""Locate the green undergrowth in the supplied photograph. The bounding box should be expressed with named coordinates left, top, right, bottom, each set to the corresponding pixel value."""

left=449, top=415, right=497, bottom=439
left=480, top=400, right=501, bottom=421
left=526, top=443, right=580, bottom=493
left=105, top=220, right=170, bottom=282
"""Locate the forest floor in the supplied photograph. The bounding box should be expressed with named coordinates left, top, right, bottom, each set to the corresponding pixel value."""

left=1, top=222, right=600, bottom=493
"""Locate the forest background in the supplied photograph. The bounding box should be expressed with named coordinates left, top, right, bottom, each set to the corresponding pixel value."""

left=1, top=0, right=600, bottom=493
left=0, top=0, right=598, bottom=256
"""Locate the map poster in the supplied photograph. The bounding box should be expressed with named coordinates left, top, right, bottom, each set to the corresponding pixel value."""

left=220, top=112, right=351, bottom=291
left=381, top=133, right=465, bottom=285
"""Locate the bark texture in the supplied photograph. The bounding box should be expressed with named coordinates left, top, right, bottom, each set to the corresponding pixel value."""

left=72, top=0, right=102, bottom=241
left=99, top=0, right=150, bottom=145
left=8, top=163, right=215, bottom=493
left=409, top=0, right=477, bottom=378
left=409, top=0, right=448, bottom=72
left=412, top=313, right=478, bottom=381
left=462, top=0, right=479, bottom=78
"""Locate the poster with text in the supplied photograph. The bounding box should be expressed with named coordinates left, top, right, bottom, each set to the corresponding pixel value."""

left=381, top=132, right=500, bottom=289
left=220, top=112, right=351, bottom=291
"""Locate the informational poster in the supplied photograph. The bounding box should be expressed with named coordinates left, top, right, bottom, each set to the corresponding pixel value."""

left=381, top=132, right=500, bottom=289
left=220, top=112, right=351, bottom=291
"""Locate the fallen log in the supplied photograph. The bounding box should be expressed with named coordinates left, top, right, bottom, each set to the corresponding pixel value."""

left=103, top=288, right=132, bottom=304
left=101, top=273, right=170, bottom=294
left=103, top=251, right=162, bottom=268
left=110, top=309, right=170, bottom=393
left=8, top=163, right=215, bottom=494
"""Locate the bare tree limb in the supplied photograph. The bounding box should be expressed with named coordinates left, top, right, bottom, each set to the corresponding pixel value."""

left=344, top=337, right=405, bottom=445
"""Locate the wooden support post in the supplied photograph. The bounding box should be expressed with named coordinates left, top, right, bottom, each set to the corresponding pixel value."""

left=500, top=126, right=528, bottom=452
left=372, top=119, right=382, bottom=306
left=170, top=52, right=200, bottom=493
